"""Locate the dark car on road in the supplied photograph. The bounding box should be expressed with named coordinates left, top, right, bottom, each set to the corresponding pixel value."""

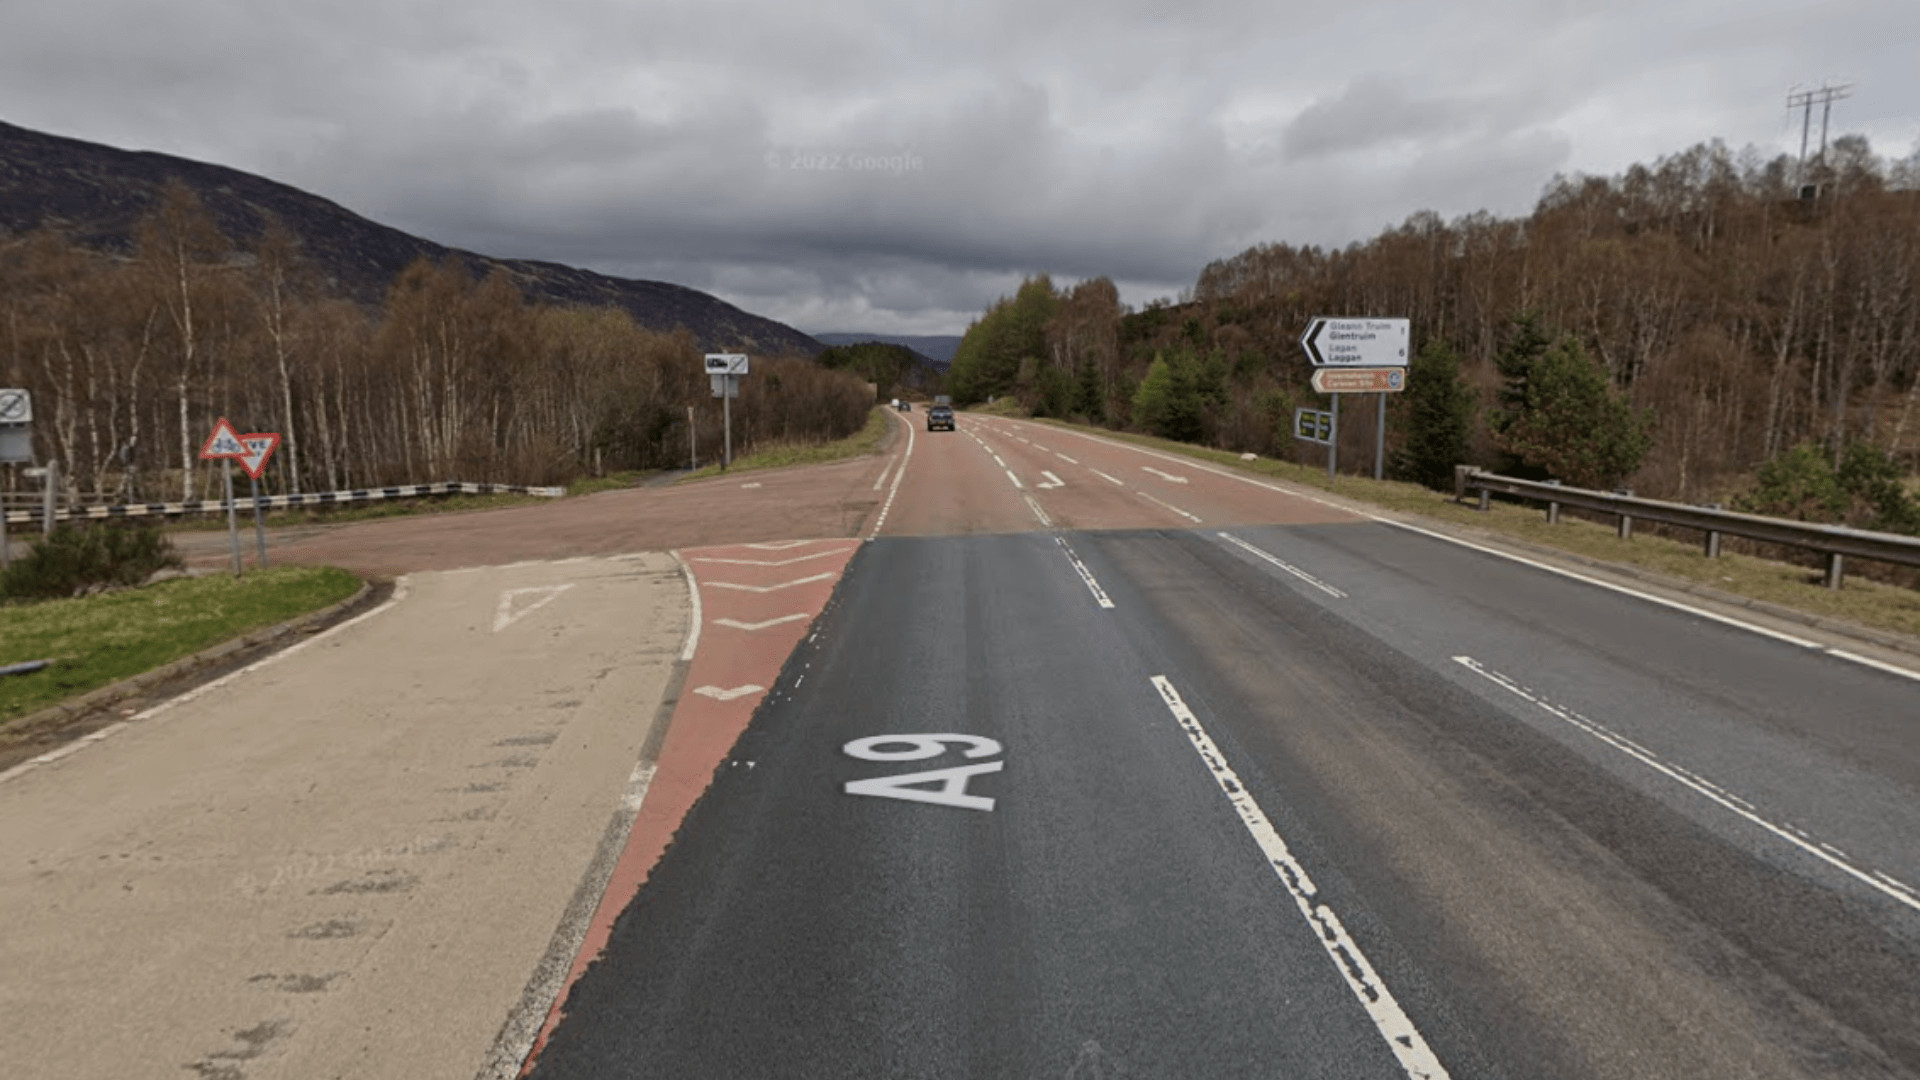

left=927, top=404, right=955, bottom=431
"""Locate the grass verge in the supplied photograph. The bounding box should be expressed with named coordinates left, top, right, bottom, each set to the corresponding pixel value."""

left=680, top=406, right=894, bottom=482
left=1029, top=417, right=1920, bottom=643
left=0, top=565, right=363, bottom=726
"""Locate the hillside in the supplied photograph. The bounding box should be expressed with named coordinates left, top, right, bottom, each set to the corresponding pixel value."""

left=0, top=119, right=820, bottom=356
left=814, top=332, right=960, bottom=366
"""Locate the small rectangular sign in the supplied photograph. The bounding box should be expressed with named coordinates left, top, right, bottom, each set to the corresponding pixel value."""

left=704, top=353, right=750, bottom=375
left=1293, top=407, right=1334, bottom=445
left=1311, top=367, right=1406, bottom=394
left=710, top=374, right=739, bottom=398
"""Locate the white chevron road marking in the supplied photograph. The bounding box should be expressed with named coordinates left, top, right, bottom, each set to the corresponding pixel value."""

left=704, top=572, right=835, bottom=593
left=712, top=613, right=812, bottom=632
left=693, top=684, right=765, bottom=702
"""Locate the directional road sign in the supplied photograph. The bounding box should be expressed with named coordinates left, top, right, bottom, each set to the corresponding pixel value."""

left=1311, top=367, right=1406, bottom=394
left=1300, top=318, right=1410, bottom=368
left=0, top=389, right=32, bottom=423
left=1294, top=407, right=1334, bottom=446
left=199, top=417, right=246, bottom=459
left=704, top=353, right=750, bottom=375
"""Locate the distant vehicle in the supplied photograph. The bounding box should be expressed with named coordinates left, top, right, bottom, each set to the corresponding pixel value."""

left=927, top=404, right=955, bottom=431
left=896, top=399, right=911, bottom=411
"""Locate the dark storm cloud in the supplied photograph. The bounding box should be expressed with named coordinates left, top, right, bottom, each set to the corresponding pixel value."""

left=4, top=0, right=1917, bottom=333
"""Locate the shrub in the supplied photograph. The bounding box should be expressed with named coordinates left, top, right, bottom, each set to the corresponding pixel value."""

left=0, top=522, right=185, bottom=601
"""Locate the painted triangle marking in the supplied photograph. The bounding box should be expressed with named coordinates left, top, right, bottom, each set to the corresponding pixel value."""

left=704, top=572, right=834, bottom=593
left=713, top=613, right=811, bottom=632
left=694, top=684, right=764, bottom=702
left=493, top=583, right=575, bottom=632
left=1037, top=471, right=1065, bottom=489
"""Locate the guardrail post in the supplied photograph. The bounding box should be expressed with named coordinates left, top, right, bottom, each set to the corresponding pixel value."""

left=1477, top=487, right=1490, bottom=512
left=1454, top=464, right=1473, bottom=501
left=1615, top=488, right=1633, bottom=539
left=1545, top=479, right=1561, bottom=524
left=1826, top=552, right=1844, bottom=590
left=1704, top=503, right=1722, bottom=558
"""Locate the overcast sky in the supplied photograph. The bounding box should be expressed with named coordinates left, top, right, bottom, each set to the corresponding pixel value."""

left=5, top=0, right=1918, bottom=335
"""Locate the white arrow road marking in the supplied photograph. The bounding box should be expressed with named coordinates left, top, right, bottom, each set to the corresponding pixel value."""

left=694, top=684, right=765, bottom=702
left=1055, top=452, right=1078, bottom=465
left=741, top=482, right=762, bottom=488
left=1091, top=468, right=1124, bottom=486
left=1218, top=532, right=1347, bottom=598
left=1452, top=656, right=1920, bottom=914
left=1151, top=676, right=1450, bottom=1079
left=1136, top=491, right=1201, bottom=523
left=1142, top=466, right=1189, bottom=484
left=713, top=613, right=811, bottom=632
left=1037, top=471, right=1064, bottom=489
left=493, top=584, right=575, bottom=633
left=705, top=572, right=835, bottom=593
left=692, top=546, right=856, bottom=567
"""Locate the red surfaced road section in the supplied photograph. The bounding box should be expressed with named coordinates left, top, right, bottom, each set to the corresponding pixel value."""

left=520, top=537, right=859, bottom=1072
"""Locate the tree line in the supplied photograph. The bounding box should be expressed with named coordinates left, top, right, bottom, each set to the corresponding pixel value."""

left=1, top=182, right=870, bottom=505
left=947, top=136, right=1920, bottom=531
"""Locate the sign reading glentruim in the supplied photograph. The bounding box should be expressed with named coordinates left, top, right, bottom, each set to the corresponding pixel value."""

left=1300, top=318, right=1410, bottom=368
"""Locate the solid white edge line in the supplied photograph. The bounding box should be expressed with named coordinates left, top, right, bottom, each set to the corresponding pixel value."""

left=1452, top=656, right=1920, bottom=914
left=1023, top=495, right=1053, bottom=529
left=1149, top=675, right=1449, bottom=1079
left=866, top=409, right=916, bottom=539
left=1218, top=532, right=1348, bottom=598
left=1028, top=420, right=1920, bottom=683
left=1, top=575, right=415, bottom=787
left=673, top=552, right=702, bottom=662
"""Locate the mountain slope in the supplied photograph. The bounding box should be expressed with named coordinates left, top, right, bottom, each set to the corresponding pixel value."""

left=0, top=119, right=820, bottom=356
left=814, top=332, right=960, bottom=366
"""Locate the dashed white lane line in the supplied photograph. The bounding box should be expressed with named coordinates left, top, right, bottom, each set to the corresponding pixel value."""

left=1032, top=421, right=1920, bottom=685
left=0, top=576, right=416, bottom=787
left=1150, top=676, right=1450, bottom=1079
left=1218, top=532, right=1347, bottom=598
left=866, top=410, right=916, bottom=538
left=871, top=459, right=894, bottom=492
left=1142, top=466, right=1189, bottom=484
left=1006, top=469, right=1025, bottom=490
left=1056, top=536, right=1114, bottom=609
left=1056, top=453, right=1079, bottom=465
left=1137, top=490, right=1201, bottom=523
left=1453, top=656, right=1920, bottom=914
left=1091, top=468, right=1124, bottom=486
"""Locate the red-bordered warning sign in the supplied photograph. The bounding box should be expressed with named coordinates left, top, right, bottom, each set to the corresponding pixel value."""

left=199, top=417, right=245, bottom=460
left=236, top=433, right=281, bottom=479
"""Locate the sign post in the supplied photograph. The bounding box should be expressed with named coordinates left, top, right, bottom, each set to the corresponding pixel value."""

left=0, top=390, right=33, bottom=567
left=704, top=354, right=750, bottom=470
left=1329, top=395, right=1340, bottom=481
left=1301, top=319, right=1410, bottom=482
left=237, top=433, right=281, bottom=567
left=199, top=417, right=248, bottom=577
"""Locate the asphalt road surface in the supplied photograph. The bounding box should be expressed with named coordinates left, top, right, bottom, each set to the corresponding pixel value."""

left=527, top=413, right=1920, bottom=1079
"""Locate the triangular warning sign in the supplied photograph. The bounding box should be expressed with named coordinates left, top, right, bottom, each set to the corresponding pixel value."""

left=236, top=433, right=281, bottom=479
left=199, top=417, right=246, bottom=460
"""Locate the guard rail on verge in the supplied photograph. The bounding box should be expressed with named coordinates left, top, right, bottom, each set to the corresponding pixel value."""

left=1454, top=466, right=1920, bottom=589
left=2, top=481, right=566, bottom=528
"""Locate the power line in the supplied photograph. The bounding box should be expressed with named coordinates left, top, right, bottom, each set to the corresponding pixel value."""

left=1787, top=83, right=1854, bottom=177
